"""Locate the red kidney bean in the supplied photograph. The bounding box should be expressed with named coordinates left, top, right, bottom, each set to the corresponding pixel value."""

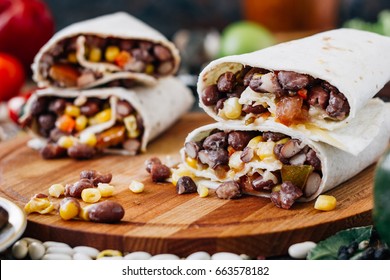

left=116, top=100, right=134, bottom=118
left=214, top=98, right=226, bottom=113
left=176, top=176, right=197, bottom=194
left=67, top=143, right=96, bottom=159
left=80, top=170, right=112, bottom=186
left=277, top=71, right=310, bottom=91
left=198, top=149, right=229, bottom=169
left=145, top=157, right=162, bottom=173
left=201, top=85, right=221, bottom=106
left=262, top=132, right=287, bottom=142
left=273, top=144, right=290, bottom=164
left=307, top=86, right=329, bottom=109
left=30, top=98, right=48, bottom=116
left=227, top=131, right=255, bottom=151
left=184, top=141, right=202, bottom=159
left=153, top=45, right=172, bottom=61
left=243, top=67, right=264, bottom=86
left=249, top=73, right=263, bottom=92
left=131, top=48, right=154, bottom=63
left=49, top=98, right=66, bottom=115
left=304, top=172, right=321, bottom=197
left=216, top=181, right=242, bottom=199
left=280, top=139, right=303, bottom=158
left=305, top=149, right=321, bottom=171
left=240, top=147, right=254, bottom=163
left=252, top=175, right=275, bottom=191
left=86, top=201, right=125, bottom=223
left=326, top=91, right=350, bottom=119
left=38, top=114, right=56, bottom=131
left=150, top=163, right=171, bottom=182
left=65, top=179, right=94, bottom=197
left=242, top=104, right=267, bottom=115
left=217, top=72, right=236, bottom=92
left=80, top=100, right=101, bottom=117
left=40, top=143, right=66, bottom=159
left=203, top=132, right=228, bottom=151
left=270, top=181, right=302, bottom=209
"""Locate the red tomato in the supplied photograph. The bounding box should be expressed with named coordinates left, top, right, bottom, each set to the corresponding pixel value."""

left=0, top=53, right=25, bottom=101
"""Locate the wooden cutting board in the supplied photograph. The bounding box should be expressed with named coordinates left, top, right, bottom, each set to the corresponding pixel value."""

left=0, top=113, right=374, bottom=257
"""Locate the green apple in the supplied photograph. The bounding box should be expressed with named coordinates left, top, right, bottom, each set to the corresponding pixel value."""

left=219, top=21, right=275, bottom=57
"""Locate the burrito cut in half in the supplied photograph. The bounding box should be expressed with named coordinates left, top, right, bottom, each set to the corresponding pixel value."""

left=179, top=100, right=389, bottom=209
left=32, top=12, right=180, bottom=89
left=20, top=78, right=194, bottom=159
left=198, top=29, right=390, bottom=152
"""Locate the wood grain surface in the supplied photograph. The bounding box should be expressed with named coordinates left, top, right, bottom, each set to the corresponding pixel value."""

left=0, top=113, right=374, bottom=257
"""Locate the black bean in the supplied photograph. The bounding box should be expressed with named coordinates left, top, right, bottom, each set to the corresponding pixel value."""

left=145, top=157, right=162, bottom=173
left=85, top=35, right=106, bottom=49
left=270, top=181, right=303, bottom=209
left=227, top=85, right=246, bottom=98
left=184, top=141, right=202, bottom=159
left=277, top=71, right=310, bottom=91
left=326, top=91, right=350, bottom=119
left=201, top=85, right=221, bottom=106
left=216, top=181, right=242, bottom=199
left=374, top=247, right=390, bottom=260
left=280, top=139, right=303, bottom=158
left=131, top=48, right=154, bottom=63
left=80, top=170, right=112, bottom=186
left=240, top=147, right=254, bottom=163
left=198, top=149, right=229, bottom=169
left=360, top=247, right=375, bottom=260
left=273, top=144, right=290, bottom=164
left=49, top=128, right=68, bottom=142
left=49, top=99, right=66, bottom=115
left=64, top=178, right=95, bottom=197
left=119, top=40, right=135, bottom=51
left=176, top=176, right=197, bottom=194
left=67, top=143, right=96, bottom=159
left=38, top=114, right=56, bottom=131
left=307, top=86, right=329, bottom=109
left=150, top=163, right=171, bottom=182
left=305, top=149, right=321, bottom=171
left=80, top=100, right=101, bottom=117
left=86, top=201, right=125, bottom=224
left=262, top=132, right=287, bottom=142
left=30, top=98, right=48, bottom=116
left=242, top=104, right=267, bottom=115
left=217, top=72, right=236, bottom=92
left=203, top=132, right=228, bottom=151
left=214, top=98, right=226, bottom=113
left=249, top=73, right=263, bottom=92
left=252, top=175, right=275, bottom=191
left=243, top=68, right=264, bottom=86
left=40, top=143, right=66, bottom=159
left=153, top=45, right=172, bottom=61
left=116, top=100, right=134, bottom=118
left=227, top=131, right=255, bottom=151
left=337, top=253, right=350, bottom=260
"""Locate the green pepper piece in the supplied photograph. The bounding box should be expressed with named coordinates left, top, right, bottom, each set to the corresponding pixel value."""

left=281, top=165, right=314, bottom=189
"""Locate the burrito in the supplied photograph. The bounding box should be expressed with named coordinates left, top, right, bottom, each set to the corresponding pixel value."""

left=197, top=29, right=390, bottom=154
left=179, top=99, right=389, bottom=209
left=20, top=77, right=194, bottom=159
left=32, top=12, right=180, bottom=89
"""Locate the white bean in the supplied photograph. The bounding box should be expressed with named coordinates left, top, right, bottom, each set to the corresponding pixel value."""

left=28, top=242, right=46, bottom=260
left=43, top=241, right=71, bottom=249
left=288, top=241, right=317, bottom=259
left=12, top=240, right=28, bottom=259
left=149, top=254, right=180, bottom=260
left=46, top=246, right=74, bottom=255
left=73, top=246, right=99, bottom=259
left=73, top=253, right=92, bottom=260
left=186, top=251, right=211, bottom=260
left=42, top=253, right=72, bottom=260
left=211, top=252, right=242, bottom=260
left=20, top=237, right=42, bottom=245
left=124, top=251, right=152, bottom=260
left=97, top=256, right=124, bottom=260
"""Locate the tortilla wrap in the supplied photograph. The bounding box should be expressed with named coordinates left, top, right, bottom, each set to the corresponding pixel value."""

left=21, top=77, right=194, bottom=157
left=179, top=99, right=389, bottom=203
left=197, top=29, right=390, bottom=155
left=32, top=12, right=180, bottom=89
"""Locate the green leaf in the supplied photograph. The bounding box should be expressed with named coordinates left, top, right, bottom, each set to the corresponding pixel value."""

left=307, top=226, right=373, bottom=260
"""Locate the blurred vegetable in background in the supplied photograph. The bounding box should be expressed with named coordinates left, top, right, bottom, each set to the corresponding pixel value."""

left=343, top=10, right=390, bottom=36
left=0, top=53, right=25, bottom=102
left=219, top=21, right=275, bottom=57
left=0, top=0, right=55, bottom=72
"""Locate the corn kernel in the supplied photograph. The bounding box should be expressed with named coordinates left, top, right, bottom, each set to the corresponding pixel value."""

left=129, top=180, right=144, bottom=193
left=185, top=157, right=198, bottom=169
left=65, top=105, right=80, bottom=117
left=89, top=109, right=112, bottom=125
left=247, top=136, right=263, bottom=149
left=256, top=141, right=276, bottom=160
left=145, top=64, right=154, bottom=74
left=276, top=138, right=290, bottom=145
left=97, top=183, right=115, bottom=197
left=24, top=195, right=54, bottom=214
left=59, top=198, right=80, bottom=220
left=67, top=52, right=78, bottom=64
left=105, top=46, right=120, bottom=62
left=75, top=115, right=88, bottom=131
left=89, top=47, right=102, bottom=62
left=229, top=151, right=243, bottom=170
left=79, top=132, right=97, bottom=147
left=48, top=183, right=65, bottom=198
left=123, top=115, right=140, bottom=138
left=171, top=165, right=194, bottom=186
left=97, top=249, right=122, bottom=259
left=222, top=97, right=242, bottom=119
left=314, top=195, right=337, bottom=211
left=57, top=136, right=74, bottom=149
left=81, top=188, right=101, bottom=203
left=197, top=185, right=209, bottom=198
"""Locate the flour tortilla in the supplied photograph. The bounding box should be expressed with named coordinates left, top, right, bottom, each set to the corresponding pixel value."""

left=22, top=77, right=194, bottom=154
left=198, top=29, right=390, bottom=155
left=32, top=12, right=180, bottom=89
left=180, top=100, right=389, bottom=202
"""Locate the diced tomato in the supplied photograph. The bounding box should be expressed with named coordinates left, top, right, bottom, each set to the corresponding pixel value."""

left=227, top=146, right=236, bottom=156
left=56, top=115, right=75, bottom=133
left=114, top=51, right=132, bottom=68
left=297, top=89, right=308, bottom=99
left=275, top=96, right=308, bottom=126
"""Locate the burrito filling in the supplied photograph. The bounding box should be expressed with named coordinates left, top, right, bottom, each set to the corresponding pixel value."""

left=21, top=95, right=144, bottom=159
left=39, top=35, right=175, bottom=88
left=201, top=66, right=350, bottom=126
left=184, top=129, right=322, bottom=209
